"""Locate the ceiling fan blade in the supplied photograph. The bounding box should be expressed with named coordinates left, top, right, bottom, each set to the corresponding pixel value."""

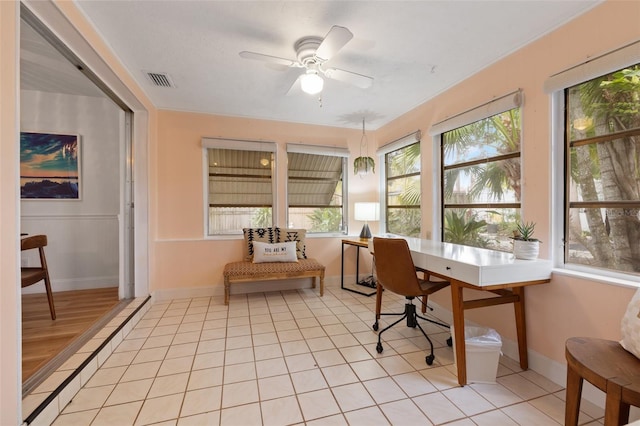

left=239, top=51, right=297, bottom=67
left=324, top=68, right=373, bottom=89
left=315, top=26, right=353, bottom=62
left=285, top=74, right=303, bottom=96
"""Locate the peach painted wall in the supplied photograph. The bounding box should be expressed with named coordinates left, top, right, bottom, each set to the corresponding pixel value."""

left=376, top=0, right=640, bottom=364
left=154, top=110, right=380, bottom=291
left=152, top=1, right=640, bottom=367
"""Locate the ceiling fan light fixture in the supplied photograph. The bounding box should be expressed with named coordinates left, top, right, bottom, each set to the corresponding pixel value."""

left=301, top=71, right=324, bottom=95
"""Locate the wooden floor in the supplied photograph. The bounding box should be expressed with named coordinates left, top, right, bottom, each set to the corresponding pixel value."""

left=22, top=287, right=120, bottom=383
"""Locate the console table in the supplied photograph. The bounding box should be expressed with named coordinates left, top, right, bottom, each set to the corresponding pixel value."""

left=341, top=238, right=377, bottom=297
left=390, top=237, right=552, bottom=386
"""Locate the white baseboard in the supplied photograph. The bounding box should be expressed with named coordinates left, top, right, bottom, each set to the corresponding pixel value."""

left=21, top=277, right=118, bottom=294
left=426, top=299, right=607, bottom=409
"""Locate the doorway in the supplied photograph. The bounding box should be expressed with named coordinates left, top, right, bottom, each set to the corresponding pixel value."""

left=19, top=7, right=135, bottom=397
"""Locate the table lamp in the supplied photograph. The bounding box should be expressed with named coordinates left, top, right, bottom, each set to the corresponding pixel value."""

left=354, top=202, right=380, bottom=239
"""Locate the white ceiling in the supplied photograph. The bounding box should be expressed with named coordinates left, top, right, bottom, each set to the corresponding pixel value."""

left=33, top=1, right=602, bottom=129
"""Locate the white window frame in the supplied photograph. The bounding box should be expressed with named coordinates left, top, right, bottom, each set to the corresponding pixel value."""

left=202, top=137, right=277, bottom=238
left=547, top=40, right=640, bottom=287
left=429, top=90, right=523, bottom=243
left=377, top=130, right=421, bottom=236
left=285, top=143, right=349, bottom=236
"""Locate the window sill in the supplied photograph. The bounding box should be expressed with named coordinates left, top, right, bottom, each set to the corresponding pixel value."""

left=552, top=267, right=640, bottom=289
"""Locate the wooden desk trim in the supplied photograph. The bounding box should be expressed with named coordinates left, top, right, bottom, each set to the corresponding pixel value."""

left=341, top=238, right=370, bottom=248
left=403, top=238, right=552, bottom=386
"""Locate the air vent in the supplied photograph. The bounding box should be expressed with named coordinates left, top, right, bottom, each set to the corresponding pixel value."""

left=144, top=71, right=175, bottom=88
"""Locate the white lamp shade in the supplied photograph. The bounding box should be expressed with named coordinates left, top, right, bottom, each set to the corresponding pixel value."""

left=354, top=202, right=380, bottom=222
left=301, top=72, right=324, bottom=95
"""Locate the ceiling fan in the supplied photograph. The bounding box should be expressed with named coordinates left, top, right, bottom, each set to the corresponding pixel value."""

left=239, top=25, right=374, bottom=95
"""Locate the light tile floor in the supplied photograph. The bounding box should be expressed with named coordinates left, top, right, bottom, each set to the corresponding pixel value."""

left=51, top=283, right=605, bottom=425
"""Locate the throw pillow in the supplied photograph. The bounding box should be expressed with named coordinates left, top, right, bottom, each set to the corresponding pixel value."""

left=621, top=287, right=640, bottom=359
left=252, top=241, right=298, bottom=263
left=279, top=228, right=307, bottom=259
left=243, top=227, right=279, bottom=261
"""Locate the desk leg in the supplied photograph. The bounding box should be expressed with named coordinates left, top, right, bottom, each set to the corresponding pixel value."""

left=451, top=280, right=467, bottom=386
left=513, top=286, right=528, bottom=370
left=355, top=246, right=360, bottom=282
left=341, top=242, right=345, bottom=289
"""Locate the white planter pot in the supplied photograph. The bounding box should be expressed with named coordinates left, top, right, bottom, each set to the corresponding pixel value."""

left=513, top=240, right=539, bottom=260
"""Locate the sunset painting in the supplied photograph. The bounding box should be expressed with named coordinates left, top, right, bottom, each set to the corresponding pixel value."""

left=20, top=132, right=80, bottom=199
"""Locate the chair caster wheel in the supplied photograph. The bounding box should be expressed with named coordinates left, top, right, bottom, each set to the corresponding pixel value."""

left=447, top=337, right=453, bottom=347
left=376, top=343, right=383, bottom=353
left=373, top=322, right=379, bottom=331
left=426, top=354, right=435, bottom=365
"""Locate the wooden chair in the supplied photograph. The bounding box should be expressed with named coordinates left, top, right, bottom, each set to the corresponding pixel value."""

left=565, top=337, right=640, bottom=425
left=21, top=235, right=56, bottom=320
left=372, top=237, right=450, bottom=365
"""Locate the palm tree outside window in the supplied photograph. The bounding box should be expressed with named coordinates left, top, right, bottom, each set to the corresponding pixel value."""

left=385, top=142, right=421, bottom=237
left=564, top=63, right=640, bottom=274
left=441, top=108, right=522, bottom=250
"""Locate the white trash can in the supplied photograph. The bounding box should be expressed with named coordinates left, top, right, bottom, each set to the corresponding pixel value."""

left=451, top=325, right=502, bottom=384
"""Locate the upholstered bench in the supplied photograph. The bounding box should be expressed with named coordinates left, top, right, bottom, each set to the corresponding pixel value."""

left=222, top=227, right=325, bottom=305
left=223, top=258, right=325, bottom=305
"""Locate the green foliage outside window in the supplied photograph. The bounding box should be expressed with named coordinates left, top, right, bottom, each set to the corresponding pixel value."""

left=444, top=209, right=489, bottom=248
left=566, top=64, right=640, bottom=274
left=442, top=107, right=521, bottom=251
left=307, top=207, right=343, bottom=233
left=386, top=142, right=421, bottom=237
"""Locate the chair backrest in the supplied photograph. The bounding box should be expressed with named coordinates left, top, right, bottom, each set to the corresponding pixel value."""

left=21, top=234, right=47, bottom=252
left=373, top=237, right=424, bottom=297
left=21, top=234, right=49, bottom=275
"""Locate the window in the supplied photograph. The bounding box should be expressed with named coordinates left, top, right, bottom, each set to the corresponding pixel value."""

left=286, top=144, right=348, bottom=234
left=385, top=142, right=421, bottom=237
left=377, top=132, right=422, bottom=237
left=563, top=63, right=640, bottom=275
left=203, top=138, right=276, bottom=235
left=435, top=92, right=523, bottom=250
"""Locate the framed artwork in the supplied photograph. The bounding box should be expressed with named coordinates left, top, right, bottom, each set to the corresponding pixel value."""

left=20, top=132, right=81, bottom=199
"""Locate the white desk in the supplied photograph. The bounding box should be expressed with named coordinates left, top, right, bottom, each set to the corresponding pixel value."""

left=374, top=237, right=552, bottom=386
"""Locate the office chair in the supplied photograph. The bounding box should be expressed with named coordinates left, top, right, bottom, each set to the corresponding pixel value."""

left=372, top=237, right=450, bottom=365
left=21, top=235, right=56, bottom=320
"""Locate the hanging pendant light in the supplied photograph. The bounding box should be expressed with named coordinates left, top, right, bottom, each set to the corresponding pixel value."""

left=353, top=118, right=375, bottom=177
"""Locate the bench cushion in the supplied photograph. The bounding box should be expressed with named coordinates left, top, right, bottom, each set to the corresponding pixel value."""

left=224, top=258, right=324, bottom=280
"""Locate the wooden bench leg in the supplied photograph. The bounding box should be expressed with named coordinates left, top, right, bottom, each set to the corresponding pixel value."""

left=224, top=277, right=230, bottom=305
left=605, top=382, right=628, bottom=426
left=311, top=276, right=316, bottom=289
left=319, top=271, right=324, bottom=297
left=565, top=364, right=583, bottom=426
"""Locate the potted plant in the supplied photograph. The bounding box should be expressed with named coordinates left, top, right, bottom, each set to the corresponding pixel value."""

left=511, top=221, right=541, bottom=260
left=354, top=156, right=375, bottom=176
